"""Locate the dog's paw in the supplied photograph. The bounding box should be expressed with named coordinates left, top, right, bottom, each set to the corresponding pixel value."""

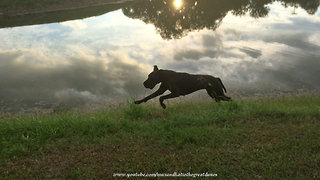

left=134, top=99, right=146, bottom=104
left=134, top=100, right=141, bottom=104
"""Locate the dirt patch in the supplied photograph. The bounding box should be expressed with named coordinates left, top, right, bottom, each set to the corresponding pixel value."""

left=1, top=141, right=175, bottom=179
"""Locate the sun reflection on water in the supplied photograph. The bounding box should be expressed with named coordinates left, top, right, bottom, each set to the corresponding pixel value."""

left=173, top=0, right=183, bottom=9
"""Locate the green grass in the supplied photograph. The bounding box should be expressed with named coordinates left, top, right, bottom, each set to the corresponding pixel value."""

left=0, top=95, right=320, bottom=179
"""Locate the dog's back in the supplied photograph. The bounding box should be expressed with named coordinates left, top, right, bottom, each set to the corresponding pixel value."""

left=159, top=70, right=224, bottom=96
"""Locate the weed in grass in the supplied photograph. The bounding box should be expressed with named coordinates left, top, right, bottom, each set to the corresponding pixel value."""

left=123, top=101, right=148, bottom=120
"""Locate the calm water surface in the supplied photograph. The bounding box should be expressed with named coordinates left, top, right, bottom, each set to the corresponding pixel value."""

left=0, top=0, right=319, bottom=113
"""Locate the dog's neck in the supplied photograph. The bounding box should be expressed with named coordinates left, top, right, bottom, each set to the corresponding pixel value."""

left=157, top=69, right=176, bottom=83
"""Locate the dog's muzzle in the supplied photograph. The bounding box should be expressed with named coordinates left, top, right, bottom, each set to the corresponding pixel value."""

left=143, top=81, right=151, bottom=89
left=143, top=81, right=155, bottom=89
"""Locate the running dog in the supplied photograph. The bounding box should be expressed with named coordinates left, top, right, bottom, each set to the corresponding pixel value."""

left=135, top=65, right=231, bottom=109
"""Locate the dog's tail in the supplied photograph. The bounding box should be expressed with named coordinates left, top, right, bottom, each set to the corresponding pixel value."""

left=218, top=78, right=227, bottom=93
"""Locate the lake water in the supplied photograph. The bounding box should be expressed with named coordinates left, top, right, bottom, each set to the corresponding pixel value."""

left=0, top=0, right=320, bottom=113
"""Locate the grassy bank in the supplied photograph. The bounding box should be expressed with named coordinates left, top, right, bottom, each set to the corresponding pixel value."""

left=0, top=0, right=134, bottom=28
left=0, top=0, right=129, bottom=16
left=1, top=95, right=320, bottom=179
left=0, top=0, right=121, bottom=9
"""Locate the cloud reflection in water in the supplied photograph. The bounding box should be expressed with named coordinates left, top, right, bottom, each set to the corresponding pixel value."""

left=0, top=0, right=319, bottom=112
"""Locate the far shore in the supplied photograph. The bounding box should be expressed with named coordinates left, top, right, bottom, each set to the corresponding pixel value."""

left=0, top=0, right=135, bottom=16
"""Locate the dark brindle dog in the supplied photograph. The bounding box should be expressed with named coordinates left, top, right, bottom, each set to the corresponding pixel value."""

left=135, top=65, right=231, bottom=109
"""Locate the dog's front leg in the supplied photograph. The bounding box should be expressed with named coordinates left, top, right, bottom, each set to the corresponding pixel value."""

left=134, top=85, right=167, bottom=104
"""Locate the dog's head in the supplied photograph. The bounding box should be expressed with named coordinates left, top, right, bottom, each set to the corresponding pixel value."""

left=143, top=65, right=161, bottom=89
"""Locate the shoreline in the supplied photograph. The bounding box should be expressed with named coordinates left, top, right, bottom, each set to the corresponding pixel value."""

left=1, top=90, right=319, bottom=117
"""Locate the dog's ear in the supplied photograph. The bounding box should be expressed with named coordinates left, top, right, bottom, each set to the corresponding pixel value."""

left=153, top=65, right=159, bottom=71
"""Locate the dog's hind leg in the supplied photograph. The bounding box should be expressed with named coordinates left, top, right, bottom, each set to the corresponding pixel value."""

left=207, top=81, right=231, bottom=102
left=206, top=89, right=220, bottom=102
left=218, top=95, right=231, bottom=101
left=159, top=93, right=179, bottom=109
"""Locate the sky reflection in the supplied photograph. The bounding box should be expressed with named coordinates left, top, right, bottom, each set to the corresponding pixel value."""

left=0, top=0, right=319, bottom=112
